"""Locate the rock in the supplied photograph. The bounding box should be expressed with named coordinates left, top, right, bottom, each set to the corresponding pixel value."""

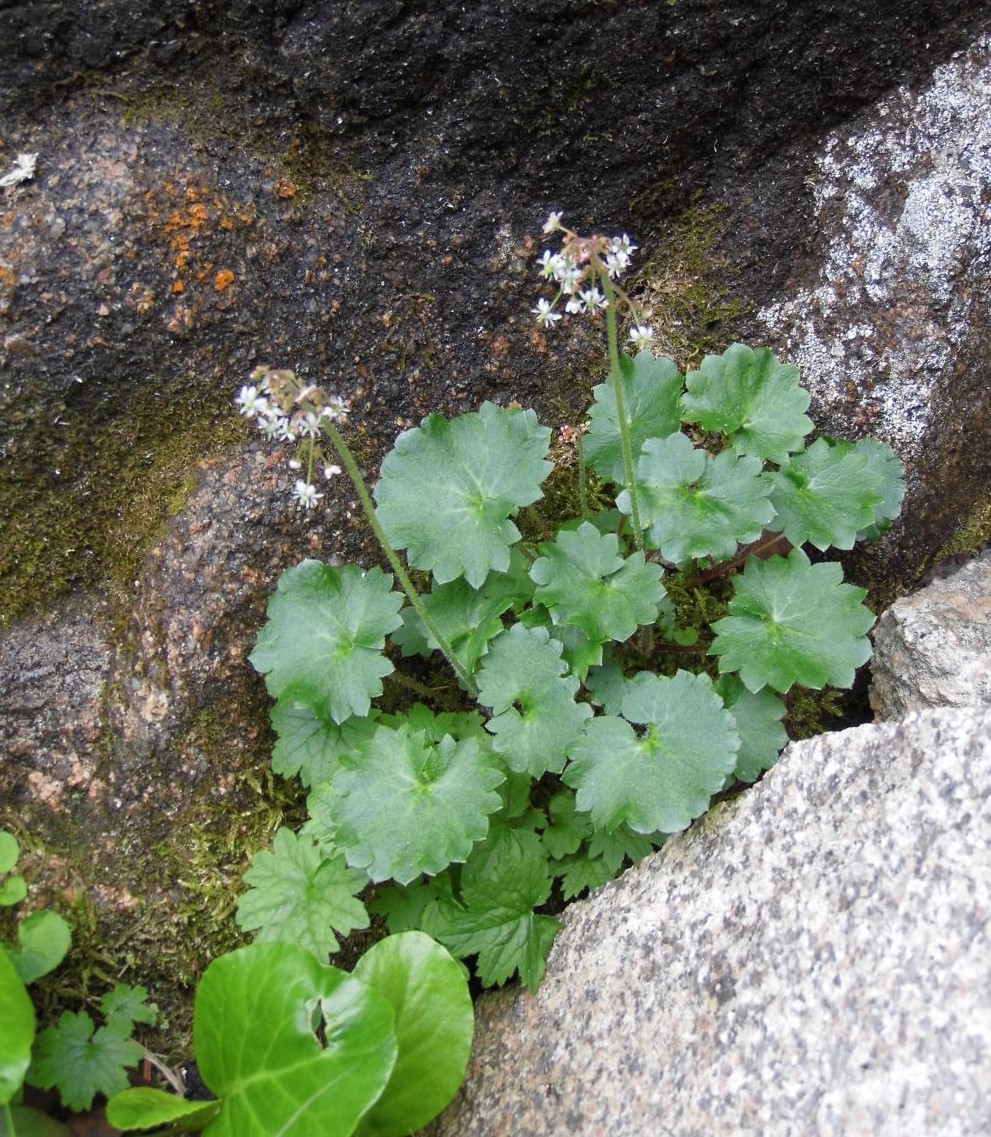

left=427, top=706, right=991, bottom=1137
left=754, top=35, right=991, bottom=596
left=870, top=549, right=991, bottom=719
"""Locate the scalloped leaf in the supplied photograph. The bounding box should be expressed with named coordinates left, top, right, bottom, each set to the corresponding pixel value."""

left=529, top=520, right=666, bottom=643
left=250, top=561, right=404, bottom=725
left=680, top=343, right=812, bottom=462
left=710, top=547, right=875, bottom=692
left=193, top=942, right=397, bottom=1137
left=619, top=432, right=775, bottom=564
left=852, top=437, right=907, bottom=538
left=329, top=725, right=505, bottom=885
left=564, top=671, right=739, bottom=835
left=766, top=438, right=882, bottom=551
left=374, top=402, right=552, bottom=587
left=583, top=352, right=684, bottom=482
left=475, top=624, right=592, bottom=777
left=236, top=828, right=369, bottom=958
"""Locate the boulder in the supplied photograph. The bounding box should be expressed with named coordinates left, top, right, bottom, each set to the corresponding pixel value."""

left=870, top=549, right=991, bottom=719
left=427, top=706, right=991, bottom=1137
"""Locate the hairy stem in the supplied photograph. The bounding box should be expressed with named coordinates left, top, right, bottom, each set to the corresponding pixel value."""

left=600, top=271, right=643, bottom=548
left=323, top=422, right=478, bottom=696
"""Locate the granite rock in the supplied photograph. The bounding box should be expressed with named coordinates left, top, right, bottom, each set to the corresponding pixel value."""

left=428, top=707, right=991, bottom=1137
left=870, top=549, right=991, bottom=719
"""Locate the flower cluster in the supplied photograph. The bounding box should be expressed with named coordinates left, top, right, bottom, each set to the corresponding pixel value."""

left=236, top=367, right=348, bottom=509
left=533, top=213, right=653, bottom=349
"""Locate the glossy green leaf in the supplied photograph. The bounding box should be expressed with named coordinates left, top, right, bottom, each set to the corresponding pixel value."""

left=767, top=438, right=882, bottom=550
left=7, top=909, right=72, bottom=985
left=710, top=548, right=875, bottom=692
left=29, top=1012, right=142, bottom=1112
left=681, top=343, right=812, bottom=462
left=353, top=932, right=473, bottom=1137
left=330, top=726, right=505, bottom=885
left=583, top=352, right=684, bottom=482
left=620, top=432, right=774, bottom=563
left=530, top=521, right=666, bottom=642
left=476, top=624, right=592, bottom=777
left=107, top=1087, right=219, bottom=1132
left=0, top=830, right=18, bottom=874
left=0, top=874, right=27, bottom=907
left=0, top=950, right=34, bottom=1106
left=422, top=832, right=560, bottom=991
left=236, top=828, right=369, bottom=957
left=250, top=561, right=404, bottom=725
left=194, top=942, right=397, bottom=1137
left=564, top=671, right=739, bottom=835
left=374, top=402, right=552, bottom=587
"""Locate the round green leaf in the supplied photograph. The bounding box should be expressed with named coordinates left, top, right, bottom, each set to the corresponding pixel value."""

left=330, top=726, right=505, bottom=885
left=249, top=560, right=404, bottom=725
left=374, top=402, right=552, bottom=587
left=353, top=932, right=473, bottom=1137
left=194, top=942, right=398, bottom=1137
left=0, top=830, right=19, bottom=874
left=0, top=950, right=35, bottom=1106
left=11, top=910, right=72, bottom=984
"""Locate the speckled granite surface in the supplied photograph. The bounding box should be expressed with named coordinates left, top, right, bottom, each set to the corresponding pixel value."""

left=428, top=707, right=991, bottom=1136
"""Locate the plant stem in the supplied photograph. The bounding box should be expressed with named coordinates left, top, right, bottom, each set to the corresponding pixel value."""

left=600, top=271, right=643, bottom=548
left=323, top=421, right=478, bottom=696
left=576, top=433, right=589, bottom=520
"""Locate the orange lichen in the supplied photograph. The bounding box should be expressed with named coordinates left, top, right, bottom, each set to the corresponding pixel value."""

left=214, top=269, right=235, bottom=292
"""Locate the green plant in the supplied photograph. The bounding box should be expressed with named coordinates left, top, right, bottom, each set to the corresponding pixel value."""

left=106, top=932, right=473, bottom=1137
left=1, top=831, right=158, bottom=1137
left=234, top=215, right=905, bottom=993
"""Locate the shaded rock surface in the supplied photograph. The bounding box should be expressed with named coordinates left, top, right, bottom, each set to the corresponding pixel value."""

left=752, top=33, right=991, bottom=596
left=870, top=548, right=991, bottom=719
left=427, top=706, right=991, bottom=1137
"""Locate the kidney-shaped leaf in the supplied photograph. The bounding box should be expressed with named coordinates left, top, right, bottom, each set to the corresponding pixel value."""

left=353, top=932, right=473, bottom=1137
left=710, top=548, right=875, bottom=692
left=0, top=950, right=34, bottom=1106
left=374, top=402, right=552, bottom=587
left=107, top=1087, right=219, bottom=1133
left=250, top=561, right=404, bottom=725
left=193, top=942, right=397, bottom=1137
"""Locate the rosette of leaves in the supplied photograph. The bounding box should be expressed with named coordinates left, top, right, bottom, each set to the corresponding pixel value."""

left=246, top=343, right=905, bottom=992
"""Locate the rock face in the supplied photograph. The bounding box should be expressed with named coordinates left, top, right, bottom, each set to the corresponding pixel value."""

left=427, top=707, right=991, bottom=1137
left=870, top=549, right=991, bottom=718
left=3, top=0, right=991, bottom=1050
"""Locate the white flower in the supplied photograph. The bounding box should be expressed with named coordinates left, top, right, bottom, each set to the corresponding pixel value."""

left=288, top=458, right=302, bottom=470
left=543, top=211, right=564, bottom=234
left=293, top=480, right=323, bottom=509
left=0, top=152, right=38, bottom=188
left=610, top=234, right=637, bottom=259
left=604, top=251, right=630, bottom=279
left=323, top=464, right=342, bottom=480
left=536, top=250, right=561, bottom=279
left=578, top=286, right=607, bottom=313
left=235, top=385, right=268, bottom=417
left=299, top=410, right=324, bottom=438
left=565, top=295, right=583, bottom=314
left=256, top=414, right=284, bottom=440
left=628, top=324, right=654, bottom=350
left=554, top=261, right=583, bottom=294
left=322, top=396, right=350, bottom=421
left=533, top=297, right=562, bottom=327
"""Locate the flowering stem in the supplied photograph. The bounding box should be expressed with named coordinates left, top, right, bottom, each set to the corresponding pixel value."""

left=600, top=271, right=644, bottom=548
left=322, top=421, right=478, bottom=696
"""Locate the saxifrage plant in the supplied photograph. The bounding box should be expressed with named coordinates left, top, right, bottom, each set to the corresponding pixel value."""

left=233, top=214, right=905, bottom=992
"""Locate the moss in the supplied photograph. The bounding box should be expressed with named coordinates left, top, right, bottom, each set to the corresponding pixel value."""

left=934, top=489, right=991, bottom=561
left=0, top=377, right=246, bottom=632
left=633, top=199, right=751, bottom=370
